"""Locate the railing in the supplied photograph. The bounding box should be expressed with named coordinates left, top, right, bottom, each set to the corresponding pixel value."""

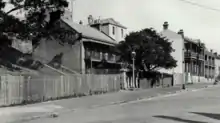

left=108, top=54, right=116, bottom=62
left=85, top=50, right=120, bottom=63
left=184, top=52, right=204, bottom=60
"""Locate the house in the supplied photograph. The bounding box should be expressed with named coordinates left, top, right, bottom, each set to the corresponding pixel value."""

left=160, top=22, right=185, bottom=85
left=214, top=52, right=220, bottom=80
left=32, top=12, right=124, bottom=75
left=88, top=15, right=127, bottom=42
left=204, top=49, right=216, bottom=82
left=161, top=22, right=216, bottom=85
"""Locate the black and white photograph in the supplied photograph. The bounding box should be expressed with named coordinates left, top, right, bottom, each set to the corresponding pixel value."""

left=0, top=0, right=220, bottom=122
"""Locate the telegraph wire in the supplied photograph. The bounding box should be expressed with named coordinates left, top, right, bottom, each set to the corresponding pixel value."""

left=178, top=0, right=220, bottom=12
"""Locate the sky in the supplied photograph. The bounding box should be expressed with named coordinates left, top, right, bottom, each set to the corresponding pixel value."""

left=3, top=0, right=220, bottom=53
left=69, top=0, right=220, bottom=53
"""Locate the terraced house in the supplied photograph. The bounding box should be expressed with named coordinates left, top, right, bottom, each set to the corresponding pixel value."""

left=161, top=22, right=216, bottom=85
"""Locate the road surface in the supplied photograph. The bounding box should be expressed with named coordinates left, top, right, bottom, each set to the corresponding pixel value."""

left=17, top=86, right=220, bottom=123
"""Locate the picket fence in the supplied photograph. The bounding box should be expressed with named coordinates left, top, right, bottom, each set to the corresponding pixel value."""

left=0, top=74, right=123, bottom=106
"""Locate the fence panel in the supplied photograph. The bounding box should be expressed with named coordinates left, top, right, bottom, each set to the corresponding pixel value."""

left=0, top=73, right=123, bottom=107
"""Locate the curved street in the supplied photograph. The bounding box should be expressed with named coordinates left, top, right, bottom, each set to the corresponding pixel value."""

left=19, top=86, right=220, bottom=123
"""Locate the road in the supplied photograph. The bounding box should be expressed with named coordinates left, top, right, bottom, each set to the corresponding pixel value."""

left=18, top=86, right=220, bottom=123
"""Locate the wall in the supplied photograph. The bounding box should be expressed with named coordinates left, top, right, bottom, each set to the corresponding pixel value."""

left=160, top=30, right=184, bottom=75
left=108, top=24, right=126, bottom=42
left=11, top=40, right=33, bottom=54
left=32, top=39, right=82, bottom=73
left=100, top=25, right=110, bottom=36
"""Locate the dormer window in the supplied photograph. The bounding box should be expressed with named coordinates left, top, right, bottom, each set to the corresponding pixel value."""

left=112, top=26, right=115, bottom=35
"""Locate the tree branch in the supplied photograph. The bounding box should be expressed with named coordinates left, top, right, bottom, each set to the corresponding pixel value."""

left=149, top=65, right=159, bottom=71
left=6, top=5, right=24, bottom=15
left=6, top=4, right=57, bottom=15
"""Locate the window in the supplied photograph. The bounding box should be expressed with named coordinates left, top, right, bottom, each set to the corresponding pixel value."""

left=121, top=29, right=123, bottom=37
left=112, top=26, right=115, bottom=35
left=205, top=55, right=207, bottom=60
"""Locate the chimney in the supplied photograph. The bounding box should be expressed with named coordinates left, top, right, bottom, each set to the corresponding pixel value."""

left=88, top=15, right=94, bottom=25
left=163, top=21, right=169, bottom=30
left=79, top=20, right=83, bottom=25
left=210, top=49, right=213, bottom=53
left=178, top=29, right=184, bottom=38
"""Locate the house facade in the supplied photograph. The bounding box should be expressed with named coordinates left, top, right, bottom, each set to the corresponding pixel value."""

left=161, top=22, right=216, bottom=85
left=88, top=15, right=127, bottom=42
left=32, top=11, right=125, bottom=75
left=214, top=53, right=220, bottom=79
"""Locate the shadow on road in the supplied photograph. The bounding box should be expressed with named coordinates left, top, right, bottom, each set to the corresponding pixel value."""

left=191, top=112, right=220, bottom=120
left=153, top=115, right=208, bottom=123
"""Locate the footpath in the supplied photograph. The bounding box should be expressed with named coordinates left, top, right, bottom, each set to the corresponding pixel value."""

left=0, top=83, right=219, bottom=123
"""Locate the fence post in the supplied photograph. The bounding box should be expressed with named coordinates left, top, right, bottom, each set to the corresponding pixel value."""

left=43, top=76, right=46, bottom=101
left=27, top=76, right=31, bottom=102
left=161, top=73, right=164, bottom=88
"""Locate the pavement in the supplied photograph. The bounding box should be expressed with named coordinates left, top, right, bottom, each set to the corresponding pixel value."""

left=0, top=83, right=217, bottom=123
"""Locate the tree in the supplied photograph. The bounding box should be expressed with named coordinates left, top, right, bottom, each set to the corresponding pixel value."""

left=116, top=28, right=177, bottom=85
left=0, top=0, right=69, bottom=48
left=0, top=0, right=71, bottom=70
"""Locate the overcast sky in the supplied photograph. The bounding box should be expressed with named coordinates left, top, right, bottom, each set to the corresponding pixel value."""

left=70, top=0, right=220, bottom=53
left=3, top=0, right=220, bottom=52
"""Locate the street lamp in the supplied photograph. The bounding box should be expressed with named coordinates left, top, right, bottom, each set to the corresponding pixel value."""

left=131, top=51, right=136, bottom=88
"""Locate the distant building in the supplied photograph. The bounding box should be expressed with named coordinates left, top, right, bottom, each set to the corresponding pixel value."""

left=161, top=22, right=216, bottom=84
left=88, top=15, right=127, bottom=42
left=214, top=53, right=220, bottom=79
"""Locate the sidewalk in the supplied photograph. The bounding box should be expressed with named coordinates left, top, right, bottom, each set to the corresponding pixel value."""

left=0, top=83, right=218, bottom=123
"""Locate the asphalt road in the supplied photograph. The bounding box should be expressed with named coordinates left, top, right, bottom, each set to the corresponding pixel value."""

left=18, top=86, right=220, bottom=123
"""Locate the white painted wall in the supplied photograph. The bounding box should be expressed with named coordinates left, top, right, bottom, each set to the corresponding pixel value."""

left=104, top=24, right=126, bottom=42
left=159, top=30, right=184, bottom=75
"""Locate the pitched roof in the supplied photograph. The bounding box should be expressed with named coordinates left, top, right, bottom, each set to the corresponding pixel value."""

left=184, top=36, right=199, bottom=44
left=93, top=18, right=127, bottom=29
left=62, top=19, right=117, bottom=45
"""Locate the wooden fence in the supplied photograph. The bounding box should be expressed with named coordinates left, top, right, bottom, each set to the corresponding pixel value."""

left=0, top=74, right=123, bottom=106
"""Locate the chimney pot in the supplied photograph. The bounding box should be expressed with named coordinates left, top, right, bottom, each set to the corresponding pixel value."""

left=79, top=20, right=83, bottom=25
left=163, top=21, right=169, bottom=30
left=178, top=29, right=184, bottom=37
left=88, top=15, right=94, bottom=25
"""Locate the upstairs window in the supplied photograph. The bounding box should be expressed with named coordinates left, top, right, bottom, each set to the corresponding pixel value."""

left=205, top=55, right=207, bottom=60
left=112, top=26, right=115, bottom=35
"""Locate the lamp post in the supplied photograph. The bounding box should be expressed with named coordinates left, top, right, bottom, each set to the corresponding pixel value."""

left=131, top=51, right=136, bottom=88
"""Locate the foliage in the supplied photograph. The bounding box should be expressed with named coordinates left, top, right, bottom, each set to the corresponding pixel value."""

left=0, top=0, right=70, bottom=71
left=116, top=28, right=177, bottom=74
left=0, top=0, right=69, bottom=48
